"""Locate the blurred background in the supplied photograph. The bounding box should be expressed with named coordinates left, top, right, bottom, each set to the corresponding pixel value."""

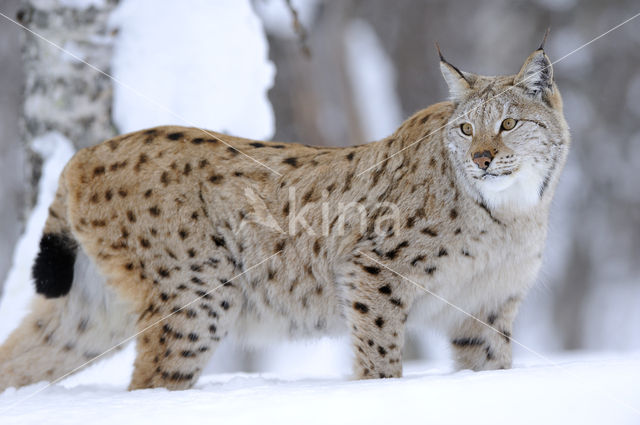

left=0, top=0, right=638, bottom=374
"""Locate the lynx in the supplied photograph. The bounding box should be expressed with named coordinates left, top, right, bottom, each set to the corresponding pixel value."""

left=0, top=41, right=569, bottom=391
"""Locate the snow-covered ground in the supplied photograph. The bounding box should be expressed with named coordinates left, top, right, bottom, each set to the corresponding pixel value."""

left=0, top=348, right=639, bottom=425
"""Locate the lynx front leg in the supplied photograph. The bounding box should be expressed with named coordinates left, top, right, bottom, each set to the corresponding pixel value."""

left=449, top=296, right=521, bottom=371
left=343, top=266, right=412, bottom=379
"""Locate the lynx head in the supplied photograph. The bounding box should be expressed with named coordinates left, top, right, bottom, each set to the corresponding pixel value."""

left=439, top=39, right=570, bottom=212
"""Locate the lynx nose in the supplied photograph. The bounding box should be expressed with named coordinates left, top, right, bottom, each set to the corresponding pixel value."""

left=472, top=150, right=493, bottom=171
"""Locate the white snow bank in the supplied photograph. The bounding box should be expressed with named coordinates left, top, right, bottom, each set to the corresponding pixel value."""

left=109, top=0, right=276, bottom=140
left=0, top=132, right=75, bottom=344
left=1, top=352, right=638, bottom=425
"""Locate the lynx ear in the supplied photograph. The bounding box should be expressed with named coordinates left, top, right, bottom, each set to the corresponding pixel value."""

left=436, top=43, right=472, bottom=99
left=514, top=49, right=553, bottom=98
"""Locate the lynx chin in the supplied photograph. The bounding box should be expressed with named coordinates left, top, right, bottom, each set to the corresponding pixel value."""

left=0, top=40, right=569, bottom=391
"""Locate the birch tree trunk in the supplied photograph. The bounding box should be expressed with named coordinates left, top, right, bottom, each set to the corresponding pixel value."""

left=0, top=0, right=119, bottom=295
left=0, top=0, right=27, bottom=297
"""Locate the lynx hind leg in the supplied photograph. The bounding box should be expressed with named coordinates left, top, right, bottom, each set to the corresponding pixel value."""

left=449, top=297, right=521, bottom=371
left=343, top=259, right=414, bottom=379
left=129, top=266, right=242, bottom=390
left=0, top=252, right=136, bottom=391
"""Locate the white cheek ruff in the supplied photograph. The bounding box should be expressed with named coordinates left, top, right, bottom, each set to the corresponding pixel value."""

left=476, top=163, right=542, bottom=211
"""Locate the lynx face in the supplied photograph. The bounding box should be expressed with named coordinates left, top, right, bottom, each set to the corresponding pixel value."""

left=441, top=50, right=570, bottom=211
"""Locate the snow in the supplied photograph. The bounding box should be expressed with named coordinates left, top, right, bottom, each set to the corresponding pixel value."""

left=343, top=19, right=403, bottom=141
left=1, top=351, right=639, bottom=425
left=109, top=0, right=276, bottom=140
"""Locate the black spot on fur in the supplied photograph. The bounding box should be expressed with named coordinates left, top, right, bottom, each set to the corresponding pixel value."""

left=212, top=235, right=226, bottom=247
left=208, top=174, right=224, bottom=184
left=353, top=302, right=369, bottom=314
left=375, top=317, right=385, bottom=328
left=33, top=233, right=77, bottom=298
left=183, top=163, right=192, bottom=175
left=485, top=346, right=495, bottom=361
left=249, top=142, right=266, bottom=148
left=389, top=298, right=403, bottom=307
left=378, top=285, right=392, bottom=295
left=452, top=337, right=485, bottom=347
left=160, top=171, right=170, bottom=185
left=421, top=227, right=438, bottom=237
left=167, top=132, right=184, bottom=140
left=283, top=157, right=298, bottom=167
left=385, top=240, right=409, bottom=259
left=362, top=265, right=381, bottom=275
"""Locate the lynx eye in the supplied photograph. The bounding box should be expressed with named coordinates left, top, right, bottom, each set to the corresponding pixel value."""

left=501, top=118, right=517, bottom=131
left=460, top=122, right=473, bottom=136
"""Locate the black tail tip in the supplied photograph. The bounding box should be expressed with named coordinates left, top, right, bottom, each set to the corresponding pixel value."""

left=33, top=233, right=77, bottom=298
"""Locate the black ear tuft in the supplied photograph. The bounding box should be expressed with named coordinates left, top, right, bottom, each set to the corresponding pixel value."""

left=538, top=28, right=550, bottom=51
left=33, top=233, right=77, bottom=298
left=436, top=42, right=473, bottom=99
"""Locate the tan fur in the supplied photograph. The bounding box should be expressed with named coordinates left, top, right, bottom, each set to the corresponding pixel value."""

left=0, top=47, right=569, bottom=390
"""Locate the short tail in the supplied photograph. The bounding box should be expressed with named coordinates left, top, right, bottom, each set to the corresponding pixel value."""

left=32, top=169, right=77, bottom=298
left=33, top=233, right=77, bottom=298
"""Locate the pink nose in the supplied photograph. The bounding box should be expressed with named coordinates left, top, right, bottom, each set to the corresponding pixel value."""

left=472, top=150, right=493, bottom=170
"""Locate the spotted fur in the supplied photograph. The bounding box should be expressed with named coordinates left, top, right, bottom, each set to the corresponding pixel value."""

left=0, top=46, right=569, bottom=390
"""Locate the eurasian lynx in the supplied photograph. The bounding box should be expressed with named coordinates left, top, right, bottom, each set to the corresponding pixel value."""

left=0, top=42, right=569, bottom=390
